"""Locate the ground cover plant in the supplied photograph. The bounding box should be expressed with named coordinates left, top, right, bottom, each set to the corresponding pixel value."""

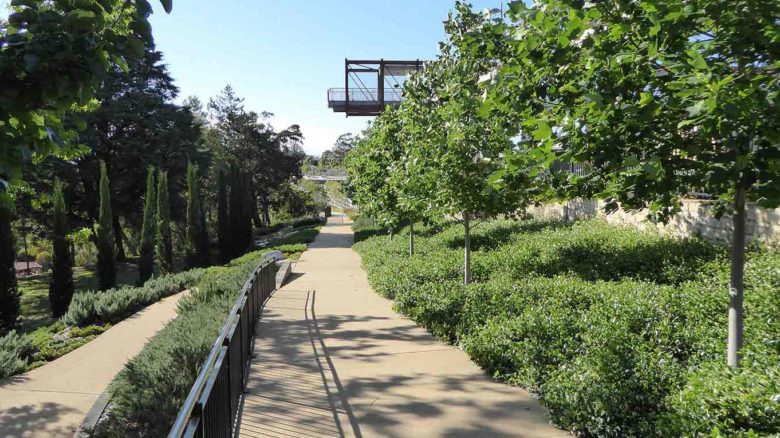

left=94, top=232, right=320, bottom=436
left=354, top=217, right=780, bottom=437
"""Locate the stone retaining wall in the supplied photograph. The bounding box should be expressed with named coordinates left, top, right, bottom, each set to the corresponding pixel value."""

left=528, top=199, right=780, bottom=246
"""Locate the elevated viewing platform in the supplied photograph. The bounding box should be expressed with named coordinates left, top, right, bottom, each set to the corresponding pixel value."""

left=328, top=59, right=423, bottom=116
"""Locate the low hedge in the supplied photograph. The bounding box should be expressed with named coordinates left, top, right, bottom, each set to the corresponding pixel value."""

left=63, top=269, right=204, bottom=326
left=354, top=217, right=780, bottom=436
left=96, top=239, right=318, bottom=436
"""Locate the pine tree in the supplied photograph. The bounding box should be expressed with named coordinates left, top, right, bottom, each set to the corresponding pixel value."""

left=137, top=167, right=156, bottom=284
left=95, top=161, right=116, bottom=290
left=156, top=171, right=173, bottom=274
left=217, top=167, right=230, bottom=263
left=184, top=162, right=206, bottom=268
left=0, top=203, right=19, bottom=334
left=49, top=178, right=74, bottom=317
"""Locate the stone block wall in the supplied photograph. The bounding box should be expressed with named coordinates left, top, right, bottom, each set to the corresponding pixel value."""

left=528, top=199, right=780, bottom=246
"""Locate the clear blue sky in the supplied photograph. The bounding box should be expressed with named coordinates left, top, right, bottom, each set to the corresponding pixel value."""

left=144, top=1, right=501, bottom=155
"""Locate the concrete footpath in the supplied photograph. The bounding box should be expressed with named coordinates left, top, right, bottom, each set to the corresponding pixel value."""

left=0, top=291, right=186, bottom=437
left=239, top=217, right=566, bottom=438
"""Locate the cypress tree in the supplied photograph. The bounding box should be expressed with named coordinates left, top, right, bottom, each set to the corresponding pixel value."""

left=0, top=202, right=19, bottom=334
left=217, top=168, right=230, bottom=263
left=49, top=178, right=74, bottom=317
left=198, top=195, right=210, bottom=266
left=95, top=161, right=116, bottom=290
left=137, top=167, right=156, bottom=284
left=228, top=164, right=243, bottom=259
left=241, top=172, right=254, bottom=249
left=156, top=171, right=173, bottom=274
left=184, top=162, right=206, bottom=268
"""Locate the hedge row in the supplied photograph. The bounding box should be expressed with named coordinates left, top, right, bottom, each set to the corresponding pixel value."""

left=63, top=269, right=205, bottom=327
left=354, top=218, right=780, bottom=436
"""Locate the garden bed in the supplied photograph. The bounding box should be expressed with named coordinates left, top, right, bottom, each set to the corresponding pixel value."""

left=354, top=217, right=780, bottom=436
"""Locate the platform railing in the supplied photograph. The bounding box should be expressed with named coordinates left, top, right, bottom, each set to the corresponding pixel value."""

left=327, top=87, right=404, bottom=104
left=168, top=258, right=276, bottom=438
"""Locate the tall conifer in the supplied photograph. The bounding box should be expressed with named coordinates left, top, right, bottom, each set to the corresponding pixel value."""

left=95, top=161, right=116, bottom=290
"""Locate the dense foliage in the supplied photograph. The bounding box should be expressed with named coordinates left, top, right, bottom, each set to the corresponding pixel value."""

left=0, top=0, right=173, bottom=200
left=354, top=218, right=780, bottom=436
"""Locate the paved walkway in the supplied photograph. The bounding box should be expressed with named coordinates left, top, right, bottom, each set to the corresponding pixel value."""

left=238, top=218, right=566, bottom=438
left=0, top=291, right=186, bottom=437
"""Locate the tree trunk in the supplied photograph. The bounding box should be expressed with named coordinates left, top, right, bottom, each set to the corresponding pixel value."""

left=409, top=220, right=415, bottom=256
left=464, top=212, right=471, bottom=285
left=23, top=232, right=29, bottom=271
left=263, top=204, right=271, bottom=227
left=728, top=187, right=747, bottom=368
left=113, top=215, right=127, bottom=262
left=389, top=229, right=393, bottom=241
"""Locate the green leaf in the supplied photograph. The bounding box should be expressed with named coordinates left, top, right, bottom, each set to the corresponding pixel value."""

left=533, top=121, right=552, bottom=141
left=686, top=49, right=707, bottom=70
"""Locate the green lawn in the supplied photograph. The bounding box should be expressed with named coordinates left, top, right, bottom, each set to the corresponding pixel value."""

left=18, top=263, right=139, bottom=333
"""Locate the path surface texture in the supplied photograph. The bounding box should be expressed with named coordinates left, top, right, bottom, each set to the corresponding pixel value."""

left=239, top=217, right=566, bottom=438
left=0, top=291, right=186, bottom=437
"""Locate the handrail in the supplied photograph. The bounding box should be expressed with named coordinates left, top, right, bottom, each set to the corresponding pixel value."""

left=327, top=87, right=404, bottom=103
left=168, top=258, right=275, bottom=437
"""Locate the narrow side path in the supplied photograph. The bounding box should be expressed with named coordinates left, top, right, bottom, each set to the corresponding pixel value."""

left=239, top=218, right=566, bottom=437
left=0, top=291, right=187, bottom=437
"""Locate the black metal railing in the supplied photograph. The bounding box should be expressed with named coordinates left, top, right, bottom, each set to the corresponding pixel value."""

left=327, top=87, right=404, bottom=104
left=168, top=258, right=276, bottom=438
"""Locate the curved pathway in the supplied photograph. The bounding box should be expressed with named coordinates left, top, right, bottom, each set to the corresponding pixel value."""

left=0, top=291, right=186, bottom=437
left=239, top=217, right=566, bottom=437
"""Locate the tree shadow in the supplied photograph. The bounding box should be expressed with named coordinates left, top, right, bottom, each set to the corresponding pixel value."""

left=0, top=402, right=81, bottom=437
left=240, top=288, right=563, bottom=437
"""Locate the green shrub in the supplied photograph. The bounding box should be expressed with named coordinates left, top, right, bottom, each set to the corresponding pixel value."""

left=0, top=330, right=34, bottom=378
left=291, top=216, right=325, bottom=228
left=659, top=356, right=780, bottom=437
left=99, top=250, right=272, bottom=436
left=62, top=269, right=204, bottom=326
left=353, top=217, right=780, bottom=436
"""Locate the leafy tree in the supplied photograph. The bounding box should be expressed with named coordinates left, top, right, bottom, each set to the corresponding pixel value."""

left=95, top=162, right=116, bottom=290
left=138, top=167, right=156, bottom=284
left=217, top=168, right=230, bottom=263
left=49, top=178, right=73, bottom=317
left=346, top=109, right=409, bottom=251
left=156, top=171, right=173, bottom=274
left=184, top=162, right=207, bottom=268
left=397, top=8, right=524, bottom=284
left=0, top=0, right=173, bottom=205
left=477, top=0, right=780, bottom=367
left=320, top=133, right=357, bottom=168
left=0, top=203, right=18, bottom=334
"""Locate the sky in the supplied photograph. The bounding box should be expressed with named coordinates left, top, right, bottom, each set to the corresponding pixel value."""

left=143, top=0, right=500, bottom=155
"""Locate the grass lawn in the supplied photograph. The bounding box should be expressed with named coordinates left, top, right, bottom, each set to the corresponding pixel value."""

left=18, top=263, right=139, bottom=333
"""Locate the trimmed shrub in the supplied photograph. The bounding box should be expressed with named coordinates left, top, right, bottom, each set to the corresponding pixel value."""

left=353, top=217, right=780, bottom=436
left=63, top=269, right=204, bottom=326
left=0, top=330, right=34, bottom=378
